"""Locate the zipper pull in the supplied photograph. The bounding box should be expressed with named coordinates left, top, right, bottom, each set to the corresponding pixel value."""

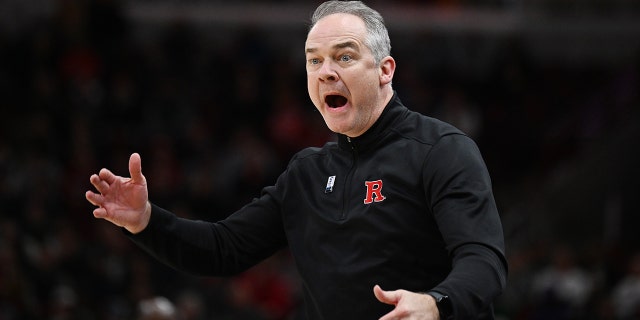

left=346, top=136, right=356, bottom=151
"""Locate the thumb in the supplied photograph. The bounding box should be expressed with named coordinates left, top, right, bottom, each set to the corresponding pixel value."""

left=129, top=153, right=145, bottom=184
left=374, top=285, right=399, bottom=306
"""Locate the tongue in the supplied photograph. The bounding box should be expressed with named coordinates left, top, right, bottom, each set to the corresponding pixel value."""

left=327, top=95, right=347, bottom=108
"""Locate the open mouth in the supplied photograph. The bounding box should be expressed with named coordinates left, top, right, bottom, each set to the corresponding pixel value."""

left=325, top=95, right=348, bottom=109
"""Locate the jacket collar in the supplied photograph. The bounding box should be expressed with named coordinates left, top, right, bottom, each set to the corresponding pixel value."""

left=337, top=91, right=406, bottom=153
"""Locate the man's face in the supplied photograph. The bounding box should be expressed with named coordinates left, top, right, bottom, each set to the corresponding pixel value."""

left=305, top=13, right=392, bottom=138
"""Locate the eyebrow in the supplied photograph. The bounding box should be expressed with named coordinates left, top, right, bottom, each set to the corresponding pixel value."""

left=305, top=41, right=359, bottom=54
left=334, top=41, right=358, bottom=50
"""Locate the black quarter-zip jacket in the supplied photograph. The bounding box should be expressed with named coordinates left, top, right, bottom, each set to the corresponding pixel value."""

left=129, top=93, right=508, bottom=319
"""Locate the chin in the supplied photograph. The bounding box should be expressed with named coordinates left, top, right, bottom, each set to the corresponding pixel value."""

left=325, top=119, right=348, bottom=131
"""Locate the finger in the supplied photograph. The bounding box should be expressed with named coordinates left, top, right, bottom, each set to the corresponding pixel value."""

left=93, top=207, right=108, bottom=219
left=86, top=190, right=104, bottom=207
left=129, top=153, right=145, bottom=184
left=90, top=174, right=110, bottom=194
left=98, top=168, right=117, bottom=184
left=374, top=285, right=399, bottom=305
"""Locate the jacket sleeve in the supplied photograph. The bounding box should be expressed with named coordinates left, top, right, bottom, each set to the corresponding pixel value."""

left=423, top=133, right=508, bottom=319
left=126, top=185, right=287, bottom=277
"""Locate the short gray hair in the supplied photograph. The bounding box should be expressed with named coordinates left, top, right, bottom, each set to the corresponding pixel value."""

left=310, top=1, right=391, bottom=64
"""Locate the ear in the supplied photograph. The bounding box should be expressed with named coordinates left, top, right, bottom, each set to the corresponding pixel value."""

left=379, top=56, right=396, bottom=86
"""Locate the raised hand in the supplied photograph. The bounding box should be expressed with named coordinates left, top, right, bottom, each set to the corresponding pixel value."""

left=374, top=285, right=440, bottom=320
left=85, top=153, right=151, bottom=234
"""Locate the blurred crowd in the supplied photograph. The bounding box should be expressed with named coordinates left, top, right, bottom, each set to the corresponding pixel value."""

left=1, top=0, right=639, bottom=319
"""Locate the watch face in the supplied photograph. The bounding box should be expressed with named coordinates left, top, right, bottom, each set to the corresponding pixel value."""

left=437, top=295, right=452, bottom=318
left=426, top=291, right=452, bottom=318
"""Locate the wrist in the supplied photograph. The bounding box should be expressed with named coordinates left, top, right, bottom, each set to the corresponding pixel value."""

left=129, top=201, right=152, bottom=234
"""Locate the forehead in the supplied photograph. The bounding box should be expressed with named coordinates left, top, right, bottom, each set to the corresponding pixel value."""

left=306, top=13, right=367, bottom=50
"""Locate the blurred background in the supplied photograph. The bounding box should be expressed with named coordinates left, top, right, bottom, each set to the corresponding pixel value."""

left=1, top=0, right=639, bottom=319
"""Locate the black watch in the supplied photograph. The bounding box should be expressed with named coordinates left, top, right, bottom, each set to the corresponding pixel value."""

left=426, top=291, right=452, bottom=319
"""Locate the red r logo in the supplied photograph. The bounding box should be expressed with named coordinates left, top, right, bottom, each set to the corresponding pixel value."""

left=364, top=180, right=386, bottom=204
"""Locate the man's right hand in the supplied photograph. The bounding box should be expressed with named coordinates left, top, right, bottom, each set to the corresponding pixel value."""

left=86, top=153, right=151, bottom=234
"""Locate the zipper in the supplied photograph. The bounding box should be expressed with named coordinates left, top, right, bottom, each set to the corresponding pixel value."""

left=341, top=137, right=358, bottom=220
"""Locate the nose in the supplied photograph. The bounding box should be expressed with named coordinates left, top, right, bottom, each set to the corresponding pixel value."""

left=318, top=60, right=338, bottom=82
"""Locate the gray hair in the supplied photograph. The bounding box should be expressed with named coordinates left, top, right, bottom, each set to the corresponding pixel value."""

left=310, top=1, right=391, bottom=64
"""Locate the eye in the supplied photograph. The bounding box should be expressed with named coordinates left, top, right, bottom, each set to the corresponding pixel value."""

left=308, top=58, right=320, bottom=65
left=340, top=54, right=352, bottom=62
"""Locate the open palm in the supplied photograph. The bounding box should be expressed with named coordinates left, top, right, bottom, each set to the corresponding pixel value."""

left=86, top=153, right=151, bottom=234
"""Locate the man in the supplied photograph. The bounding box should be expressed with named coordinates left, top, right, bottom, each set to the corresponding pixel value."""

left=86, top=1, right=507, bottom=319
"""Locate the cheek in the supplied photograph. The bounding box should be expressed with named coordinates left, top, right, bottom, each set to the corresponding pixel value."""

left=348, top=75, right=375, bottom=100
left=307, top=77, right=318, bottom=100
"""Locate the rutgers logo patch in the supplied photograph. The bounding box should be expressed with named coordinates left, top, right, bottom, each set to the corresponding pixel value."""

left=364, top=180, right=386, bottom=204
